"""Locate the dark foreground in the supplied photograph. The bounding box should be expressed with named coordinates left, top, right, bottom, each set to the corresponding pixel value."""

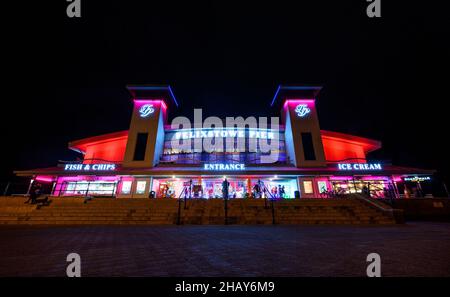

left=0, top=223, right=449, bottom=277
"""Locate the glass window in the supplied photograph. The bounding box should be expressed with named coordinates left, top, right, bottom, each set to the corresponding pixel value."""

left=301, top=132, right=316, bottom=160
left=303, top=181, right=313, bottom=194
left=134, top=133, right=148, bottom=161
left=121, top=181, right=132, bottom=194
left=317, top=181, right=328, bottom=193
left=64, top=181, right=116, bottom=196
left=136, top=181, right=147, bottom=194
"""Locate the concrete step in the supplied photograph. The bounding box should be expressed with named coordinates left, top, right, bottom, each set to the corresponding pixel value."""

left=0, top=196, right=398, bottom=225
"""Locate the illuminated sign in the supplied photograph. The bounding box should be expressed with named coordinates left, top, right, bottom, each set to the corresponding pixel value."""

left=174, top=129, right=275, bottom=140
left=139, top=104, right=155, bottom=118
left=404, top=176, right=431, bottom=182
left=295, top=104, right=311, bottom=117
left=203, top=163, right=245, bottom=171
left=337, top=163, right=382, bottom=171
left=64, top=164, right=116, bottom=171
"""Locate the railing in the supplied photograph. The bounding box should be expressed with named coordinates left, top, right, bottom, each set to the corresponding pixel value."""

left=352, top=193, right=404, bottom=223
left=260, top=184, right=276, bottom=224
left=1, top=182, right=36, bottom=196
left=176, top=185, right=191, bottom=225
left=160, top=152, right=288, bottom=165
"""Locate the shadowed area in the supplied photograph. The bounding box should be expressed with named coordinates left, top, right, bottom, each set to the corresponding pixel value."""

left=0, top=223, right=449, bottom=277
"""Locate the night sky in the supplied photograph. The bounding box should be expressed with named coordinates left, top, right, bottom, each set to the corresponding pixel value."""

left=2, top=1, right=449, bottom=189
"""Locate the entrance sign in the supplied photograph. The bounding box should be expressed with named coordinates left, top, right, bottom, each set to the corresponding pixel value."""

left=64, top=164, right=116, bottom=171
left=204, top=163, right=245, bottom=171
left=337, top=163, right=382, bottom=171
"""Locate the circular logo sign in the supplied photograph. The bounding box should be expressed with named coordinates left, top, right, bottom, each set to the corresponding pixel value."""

left=139, top=104, right=155, bottom=118
left=295, top=104, right=311, bottom=117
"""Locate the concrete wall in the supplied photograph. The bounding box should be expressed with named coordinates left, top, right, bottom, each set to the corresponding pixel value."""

left=381, top=198, right=450, bottom=221
left=282, top=99, right=326, bottom=167
left=123, top=100, right=166, bottom=168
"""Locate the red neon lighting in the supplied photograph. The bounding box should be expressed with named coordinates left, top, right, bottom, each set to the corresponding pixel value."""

left=321, top=130, right=381, bottom=163
left=35, top=176, right=54, bottom=182
left=69, top=131, right=129, bottom=164
left=67, top=129, right=381, bottom=167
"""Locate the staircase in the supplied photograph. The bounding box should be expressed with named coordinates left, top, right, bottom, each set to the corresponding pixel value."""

left=273, top=198, right=396, bottom=224
left=182, top=198, right=397, bottom=225
left=0, top=196, right=399, bottom=225
left=0, top=197, right=178, bottom=225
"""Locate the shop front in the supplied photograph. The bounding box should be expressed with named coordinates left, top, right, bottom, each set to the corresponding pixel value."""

left=41, top=170, right=432, bottom=200
left=150, top=176, right=299, bottom=199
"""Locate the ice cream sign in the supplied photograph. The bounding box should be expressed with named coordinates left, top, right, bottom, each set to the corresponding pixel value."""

left=337, top=163, right=382, bottom=171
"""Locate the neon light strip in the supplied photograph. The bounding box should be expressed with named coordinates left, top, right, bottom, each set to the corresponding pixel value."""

left=128, top=86, right=179, bottom=107
left=168, top=127, right=280, bottom=132
left=133, top=99, right=167, bottom=110
left=35, top=176, right=54, bottom=182
left=283, top=99, right=316, bottom=109
left=270, top=85, right=282, bottom=106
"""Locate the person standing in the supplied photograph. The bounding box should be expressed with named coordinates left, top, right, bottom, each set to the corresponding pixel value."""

left=25, top=183, right=36, bottom=204
left=222, top=178, right=230, bottom=199
left=280, top=185, right=286, bottom=199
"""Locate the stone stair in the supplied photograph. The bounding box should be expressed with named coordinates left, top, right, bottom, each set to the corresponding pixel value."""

left=273, top=198, right=396, bottom=224
left=0, top=196, right=399, bottom=225
left=182, top=198, right=396, bottom=225
left=0, top=197, right=179, bottom=225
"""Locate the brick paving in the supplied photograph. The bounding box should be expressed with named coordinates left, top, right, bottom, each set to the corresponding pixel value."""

left=0, top=222, right=449, bottom=277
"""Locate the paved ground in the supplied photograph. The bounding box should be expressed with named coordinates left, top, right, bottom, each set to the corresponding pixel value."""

left=0, top=222, right=449, bottom=277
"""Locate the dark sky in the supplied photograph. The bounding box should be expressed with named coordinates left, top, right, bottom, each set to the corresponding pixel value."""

left=2, top=1, right=450, bottom=186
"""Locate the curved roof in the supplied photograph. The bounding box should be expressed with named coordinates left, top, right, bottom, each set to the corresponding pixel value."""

left=321, top=130, right=381, bottom=153
left=68, top=129, right=381, bottom=154
left=68, top=130, right=129, bottom=154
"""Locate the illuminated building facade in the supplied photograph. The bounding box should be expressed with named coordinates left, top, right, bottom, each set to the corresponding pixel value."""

left=15, top=85, right=434, bottom=199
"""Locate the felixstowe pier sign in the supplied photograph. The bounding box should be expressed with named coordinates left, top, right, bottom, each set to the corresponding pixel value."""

left=174, top=128, right=277, bottom=140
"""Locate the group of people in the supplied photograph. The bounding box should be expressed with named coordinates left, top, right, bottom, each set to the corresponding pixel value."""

left=25, top=183, right=42, bottom=204
left=252, top=180, right=285, bottom=199
left=158, top=179, right=288, bottom=199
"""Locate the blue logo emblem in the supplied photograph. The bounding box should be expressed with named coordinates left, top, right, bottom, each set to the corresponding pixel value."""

left=295, top=104, right=311, bottom=117
left=139, top=104, right=155, bottom=118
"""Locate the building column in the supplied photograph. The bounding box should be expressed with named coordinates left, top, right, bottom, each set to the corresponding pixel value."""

left=247, top=178, right=252, bottom=197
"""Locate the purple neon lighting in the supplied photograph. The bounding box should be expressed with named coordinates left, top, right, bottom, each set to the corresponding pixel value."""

left=133, top=99, right=168, bottom=110
left=35, top=176, right=54, bottom=183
